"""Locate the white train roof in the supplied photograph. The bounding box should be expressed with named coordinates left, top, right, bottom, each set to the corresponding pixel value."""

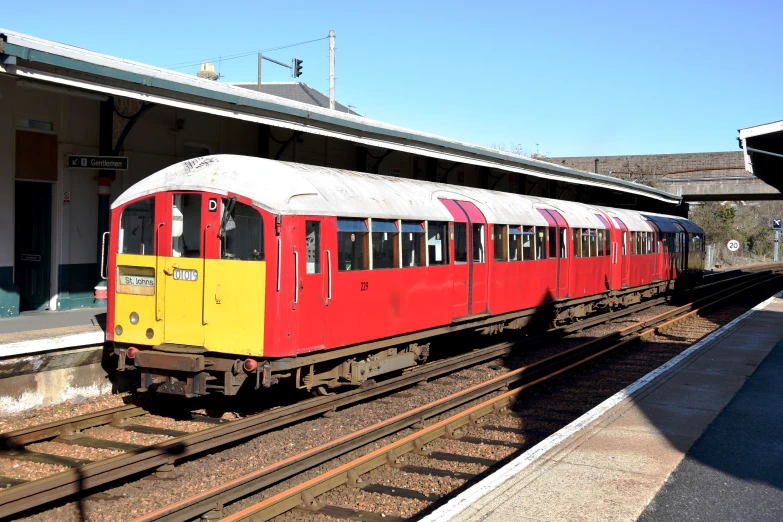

left=112, top=155, right=690, bottom=231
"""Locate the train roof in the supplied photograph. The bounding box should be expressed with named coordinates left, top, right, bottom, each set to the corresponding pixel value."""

left=112, top=155, right=692, bottom=232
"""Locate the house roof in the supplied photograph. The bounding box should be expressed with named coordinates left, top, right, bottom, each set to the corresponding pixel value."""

left=229, top=82, right=358, bottom=115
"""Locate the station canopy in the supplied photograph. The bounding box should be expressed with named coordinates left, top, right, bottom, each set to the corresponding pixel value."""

left=0, top=29, right=679, bottom=205
left=739, top=120, right=783, bottom=191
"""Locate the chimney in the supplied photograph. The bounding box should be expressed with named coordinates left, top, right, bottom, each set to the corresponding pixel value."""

left=197, top=63, right=219, bottom=81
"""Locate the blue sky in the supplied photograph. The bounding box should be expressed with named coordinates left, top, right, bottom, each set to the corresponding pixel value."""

left=3, top=0, right=780, bottom=157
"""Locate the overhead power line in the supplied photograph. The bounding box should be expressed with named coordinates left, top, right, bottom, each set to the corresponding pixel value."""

left=163, top=36, right=329, bottom=70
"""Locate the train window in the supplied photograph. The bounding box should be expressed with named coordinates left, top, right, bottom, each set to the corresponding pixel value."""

left=572, top=229, right=581, bottom=258
left=535, top=226, right=547, bottom=260
left=337, top=218, right=369, bottom=271
left=605, top=232, right=611, bottom=257
left=622, top=231, right=627, bottom=256
left=119, top=197, right=155, bottom=255
left=560, top=228, right=567, bottom=259
left=548, top=228, right=557, bottom=259
left=220, top=200, right=264, bottom=261
left=493, top=225, right=508, bottom=262
left=172, top=194, right=201, bottom=258
left=401, top=221, right=425, bottom=268
left=305, top=221, right=320, bottom=273
left=648, top=232, right=654, bottom=254
left=589, top=229, right=598, bottom=257
left=598, top=230, right=605, bottom=256
left=522, top=226, right=534, bottom=260
left=428, top=221, right=450, bottom=265
left=372, top=220, right=398, bottom=269
left=454, top=223, right=468, bottom=263
left=581, top=230, right=591, bottom=258
left=509, top=226, right=522, bottom=261
left=473, top=224, right=486, bottom=263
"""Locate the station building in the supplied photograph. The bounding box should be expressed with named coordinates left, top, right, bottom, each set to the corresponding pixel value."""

left=0, top=29, right=680, bottom=318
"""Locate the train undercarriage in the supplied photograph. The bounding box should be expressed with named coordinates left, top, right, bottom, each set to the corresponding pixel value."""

left=113, top=279, right=679, bottom=398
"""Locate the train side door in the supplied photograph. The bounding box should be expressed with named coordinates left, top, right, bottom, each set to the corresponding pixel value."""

left=203, top=196, right=266, bottom=355
left=613, top=217, right=630, bottom=289
left=541, top=209, right=569, bottom=299
left=439, top=199, right=488, bottom=318
left=296, top=216, right=329, bottom=352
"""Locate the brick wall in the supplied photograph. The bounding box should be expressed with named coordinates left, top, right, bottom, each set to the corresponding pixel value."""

left=548, top=151, right=747, bottom=181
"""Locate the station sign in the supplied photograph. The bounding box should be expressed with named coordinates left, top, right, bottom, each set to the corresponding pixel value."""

left=67, top=155, right=129, bottom=170
left=727, top=239, right=740, bottom=252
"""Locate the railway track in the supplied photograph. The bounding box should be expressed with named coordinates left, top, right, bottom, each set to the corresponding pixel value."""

left=208, top=268, right=780, bottom=522
left=0, top=266, right=780, bottom=520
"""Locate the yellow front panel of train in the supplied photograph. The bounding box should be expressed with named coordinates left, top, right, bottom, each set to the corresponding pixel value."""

left=204, top=259, right=265, bottom=356
left=162, top=257, right=206, bottom=346
left=114, top=254, right=163, bottom=346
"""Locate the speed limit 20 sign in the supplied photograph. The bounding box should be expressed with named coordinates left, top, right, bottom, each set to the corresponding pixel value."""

left=727, top=239, right=740, bottom=252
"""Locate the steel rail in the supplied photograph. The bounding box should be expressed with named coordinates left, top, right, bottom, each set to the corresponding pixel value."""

left=0, top=268, right=778, bottom=518
left=135, top=271, right=783, bottom=522
left=219, top=273, right=783, bottom=522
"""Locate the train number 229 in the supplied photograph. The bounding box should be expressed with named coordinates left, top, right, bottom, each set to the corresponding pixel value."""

left=360, top=281, right=369, bottom=291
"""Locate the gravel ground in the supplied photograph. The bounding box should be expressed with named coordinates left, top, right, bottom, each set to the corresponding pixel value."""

left=10, top=281, right=782, bottom=522
left=0, top=393, right=130, bottom=433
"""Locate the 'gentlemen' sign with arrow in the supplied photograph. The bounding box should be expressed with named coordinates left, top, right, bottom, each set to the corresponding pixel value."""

left=68, top=155, right=129, bottom=170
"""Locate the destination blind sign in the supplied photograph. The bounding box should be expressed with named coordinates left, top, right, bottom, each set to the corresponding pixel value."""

left=68, top=155, right=129, bottom=170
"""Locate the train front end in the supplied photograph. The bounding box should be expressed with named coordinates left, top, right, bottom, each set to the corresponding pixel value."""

left=107, top=183, right=271, bottom=397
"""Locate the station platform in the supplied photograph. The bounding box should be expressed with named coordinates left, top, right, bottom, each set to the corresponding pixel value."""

left=0, top=307, right=105, bottom=357
left=422, top=291, right=783, bottom=522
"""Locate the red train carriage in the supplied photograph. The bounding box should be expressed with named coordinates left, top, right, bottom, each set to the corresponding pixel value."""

left=107, top=156, right=704, bottom=397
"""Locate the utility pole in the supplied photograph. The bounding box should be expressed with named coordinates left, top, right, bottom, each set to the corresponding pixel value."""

left=329, top=29, right=335, bottom=110
left=257, top=53, right=262, bottom=92
left=775, top=229, right=780, bottom=262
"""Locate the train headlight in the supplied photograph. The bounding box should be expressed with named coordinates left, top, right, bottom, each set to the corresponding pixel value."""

left=129, top=312, right=139, bottom=325
left=115, top=325, right=123, bottom=336
left=146, top=328, right=154, bottom=339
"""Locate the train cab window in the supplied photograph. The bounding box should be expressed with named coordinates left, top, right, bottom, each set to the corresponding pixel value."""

left=493, top=225, right=508, bottom=262
left=535, top=227, right=547, bottom=260
left=337, top=218, right=369, bottom=271
left=119, top=197, right=155, bottom=255
left=220, top=200, right=264, bottom=261
left=473, top=224, right=486, bottom=263
left=598, top=230, right=605, bottom=256
left=372, top=220, right=398, bottom=269
left=522, top=227, right=534, bottom=260
left=401, top=221, right=425, bottom=267
left=172, top=194, right=201, bottom=258
left=509, top=226, right=522, bottom=261
left=428, top=221, right=450, bottom=265
left=305, top=221, right=320, bottom=273
left=548, top=228, right=557, bottom=259
left=560, top=228, right=567, bottom=258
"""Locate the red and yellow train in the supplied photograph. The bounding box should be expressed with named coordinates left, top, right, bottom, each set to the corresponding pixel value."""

left=107, top=155, right=704, bottom=397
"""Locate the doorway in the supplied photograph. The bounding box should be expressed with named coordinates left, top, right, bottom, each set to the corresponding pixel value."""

left=15, top=181, right=52, bottom=311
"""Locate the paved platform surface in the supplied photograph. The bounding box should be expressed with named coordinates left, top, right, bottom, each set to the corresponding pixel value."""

left=638, top=336, right=783, bottom=522
left=422, top=292, right=783, bottom=522
left=0, top=308, right=106, bottom=357
left=0, top=307, right=105, bottom=336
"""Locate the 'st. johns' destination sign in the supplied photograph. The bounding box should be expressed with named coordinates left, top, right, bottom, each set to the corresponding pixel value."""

left=68, top=155, right=129, bottom=170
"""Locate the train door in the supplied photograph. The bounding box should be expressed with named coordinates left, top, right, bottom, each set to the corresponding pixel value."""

left=163, top=192, right=206, bottom=347
left=201, top=196, right=266, bottom=354
left=295, top=216, right=330, bottom=352
left=540, top=209, right=569, bottom=299
left=613, top=217, right=630, bottom=289
left=439, top=199, right=488, bottom=318
left=673, top=223, right=686, bottom=276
